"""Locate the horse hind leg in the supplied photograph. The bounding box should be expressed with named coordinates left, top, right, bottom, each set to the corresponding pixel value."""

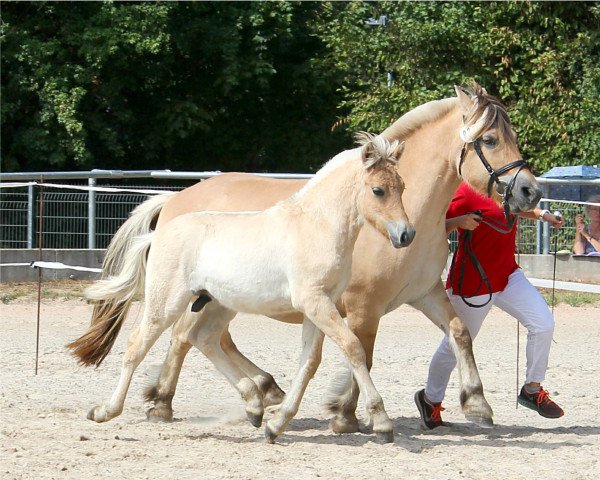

left=265, top=318, right=324, bottom=443
left=144, top=310, right=195, bottom=422
left=187, top=303, right=265, bottom=428
left=410, top=282, right=494, bottom=427
left=220, top=328, right=286, bottom=408
left=88, top=289, right=188, bottom=423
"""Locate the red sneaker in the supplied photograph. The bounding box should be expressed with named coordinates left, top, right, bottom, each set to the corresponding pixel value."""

left=414, top=389, right=445, bottom=429
left=518, top=386, right=564, bottom=419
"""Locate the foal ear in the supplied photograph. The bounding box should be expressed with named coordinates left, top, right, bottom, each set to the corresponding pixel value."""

left=454, top=85, right=474, bottom=118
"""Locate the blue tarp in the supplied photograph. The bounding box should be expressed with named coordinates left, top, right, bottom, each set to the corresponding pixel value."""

left=540, top=165, right=599, bottom=202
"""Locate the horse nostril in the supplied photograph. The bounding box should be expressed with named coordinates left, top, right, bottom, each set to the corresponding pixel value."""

left=522, top=185, right=542, bottom=203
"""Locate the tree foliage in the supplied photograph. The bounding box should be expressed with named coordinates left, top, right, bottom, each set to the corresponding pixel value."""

left=1, top=1, right=598, bottom=174
left=317, top=1, right=600, bottom=174
left=1, top=2, right=346, bottom=172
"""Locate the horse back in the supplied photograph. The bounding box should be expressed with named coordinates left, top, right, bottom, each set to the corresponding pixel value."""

left=156, top=173, right=306, bottom=229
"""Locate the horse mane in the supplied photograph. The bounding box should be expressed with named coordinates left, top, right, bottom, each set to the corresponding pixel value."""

left=354, top=131, right=400, bottom=168
left=382, top=82, right=512, bottom=143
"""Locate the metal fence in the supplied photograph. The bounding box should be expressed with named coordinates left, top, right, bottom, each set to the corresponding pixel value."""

left=1, top=170, right=598, bottom=253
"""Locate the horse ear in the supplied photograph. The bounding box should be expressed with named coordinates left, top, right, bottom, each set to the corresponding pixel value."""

left=454, top=85, right=474, bottom=118
left=360, top=140, right=375, bottom=165
left=392, top=141, right=405, bottom=161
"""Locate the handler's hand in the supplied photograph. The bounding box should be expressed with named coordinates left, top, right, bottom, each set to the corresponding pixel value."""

left=547, top=213, right=564, bottom=229
left=457, top=213, right=482, bottom=231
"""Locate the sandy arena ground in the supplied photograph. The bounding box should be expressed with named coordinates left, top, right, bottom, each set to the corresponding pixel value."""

left=1, top=297, right=599, bottom=479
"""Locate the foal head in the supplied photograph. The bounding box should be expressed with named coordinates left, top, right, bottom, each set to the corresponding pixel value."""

left=355, top=132, right=415, bottom=248
left=455, top=83, right=541, bottom=213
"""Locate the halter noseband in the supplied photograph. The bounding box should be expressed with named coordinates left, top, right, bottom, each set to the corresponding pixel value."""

left=458, top=137, right=528, bottom=227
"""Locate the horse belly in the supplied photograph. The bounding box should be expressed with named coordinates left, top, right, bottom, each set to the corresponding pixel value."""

left=190, top=250, right=293, bottom=316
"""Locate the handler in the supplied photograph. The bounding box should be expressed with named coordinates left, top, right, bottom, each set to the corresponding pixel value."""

left=415, top=182, right=564, bottom=429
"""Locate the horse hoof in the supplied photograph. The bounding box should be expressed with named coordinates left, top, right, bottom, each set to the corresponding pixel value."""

left=247, top=411, right=264, bottom=428
left=465, top=414, right=494, bottom=428
left=264, top=425, right=278, bottom=444
left=330, top=416, right=360, bottom=434
left=146, top=407, right=174, bottom=423
left=375, top=429, right=395, bottom=444
left=87, top=406, right=106, bottom=423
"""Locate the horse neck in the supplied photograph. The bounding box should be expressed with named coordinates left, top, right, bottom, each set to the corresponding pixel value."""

left=388, top=108, right=463, bottom=225
left=291, top=152, right=365, bottom=246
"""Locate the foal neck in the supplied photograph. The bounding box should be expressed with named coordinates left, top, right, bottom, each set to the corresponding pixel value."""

left=288, top=149, right=364, bottom=232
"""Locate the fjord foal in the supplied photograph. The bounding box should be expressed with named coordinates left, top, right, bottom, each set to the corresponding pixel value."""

left=78, top=134, right=414, bottom=442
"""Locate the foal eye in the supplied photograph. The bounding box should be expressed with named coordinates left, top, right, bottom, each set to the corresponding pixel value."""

left=482, top=134, right=498, bottom=147
left=371, top=187, right=385, bottom=197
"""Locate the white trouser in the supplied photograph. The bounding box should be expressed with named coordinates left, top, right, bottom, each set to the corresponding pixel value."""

left=425, top=269, right=554, bottom=404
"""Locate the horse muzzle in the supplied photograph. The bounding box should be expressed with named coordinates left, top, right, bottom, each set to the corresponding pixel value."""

left=500, top=173, right=542, bottom=213
left=386, top=221, right=416, bottom=248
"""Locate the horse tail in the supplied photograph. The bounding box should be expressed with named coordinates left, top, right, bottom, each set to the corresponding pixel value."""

left=66, top=193, right=172, bottom=367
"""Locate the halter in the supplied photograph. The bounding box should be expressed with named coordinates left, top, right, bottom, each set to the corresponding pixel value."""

left=458, top=137, right=528, bottom=229
left=452, top=128, right=529, bottom=307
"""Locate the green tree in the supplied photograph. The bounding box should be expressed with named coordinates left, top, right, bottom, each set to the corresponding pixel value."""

left=317, top=1, right=599, bottom=174
left=1, top=2, right=347, bottom=173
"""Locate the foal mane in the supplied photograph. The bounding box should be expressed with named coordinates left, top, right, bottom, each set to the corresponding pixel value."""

left=355, top=131, right=400, bottom=168
left=288, top=132, right=399, bottom=202
left=382, top=82, right=513, bottom=144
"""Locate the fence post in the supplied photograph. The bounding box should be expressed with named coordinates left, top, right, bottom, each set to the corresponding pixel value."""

left=27, top=184, right=35, bottom=248
left=88, top=177, right=96, bottom=249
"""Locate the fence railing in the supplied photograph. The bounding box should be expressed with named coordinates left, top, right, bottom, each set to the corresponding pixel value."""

left=1, top=170, right=598, bottom=253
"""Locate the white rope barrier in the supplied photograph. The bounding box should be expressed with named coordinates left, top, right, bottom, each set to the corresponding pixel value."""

left=0, top=261, right=102, bottom=273
left=540, top=198, right=600, bottom=207
left=0, top=181, right=175, bottom=195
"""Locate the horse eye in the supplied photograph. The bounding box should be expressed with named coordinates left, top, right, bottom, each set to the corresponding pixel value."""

left=372, top=186, right=385, bottom=197
left=482, top=134, right=498, bottom=147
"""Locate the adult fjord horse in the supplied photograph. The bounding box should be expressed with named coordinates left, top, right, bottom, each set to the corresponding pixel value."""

left=72, top=133, right=414, bottom=442
left=69, top=84, right=542, bottom=441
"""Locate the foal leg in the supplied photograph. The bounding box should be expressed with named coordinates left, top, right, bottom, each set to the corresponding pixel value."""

left=220, top=329, right=286, bottom=408
left=88, top=289, right=189, bottom=423
left=265, top=318, right=324, bottom=443
left=145, top=310, right=194, bottom=422
left=187, top=303, right=265, bottom=427
left=305, top=296, right=394, bottom=443
left=410, top=280, right=493, bottom=426
left=326, top=310, right=381, bottom=434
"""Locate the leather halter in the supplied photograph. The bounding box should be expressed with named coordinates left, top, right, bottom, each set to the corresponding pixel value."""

left=458, top=138, right=528, bottom=228
left=451, top=135, right=529, bottom=307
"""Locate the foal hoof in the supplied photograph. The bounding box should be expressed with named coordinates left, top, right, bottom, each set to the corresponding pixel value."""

left=465, top=414, right=494, bottom=429
left=375, top=430, right=395, bottom=444
left=247, top=411, right=264, bottom=428
left=87, top=405, right=107, bottom=423
left=264, top=425, right=278, bottom=444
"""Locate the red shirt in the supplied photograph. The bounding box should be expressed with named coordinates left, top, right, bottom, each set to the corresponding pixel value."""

left=446, top=182, right=518, bottom=296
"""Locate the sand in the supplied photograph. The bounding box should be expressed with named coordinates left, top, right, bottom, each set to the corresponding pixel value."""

left=1, top=297, right=599, bottom=479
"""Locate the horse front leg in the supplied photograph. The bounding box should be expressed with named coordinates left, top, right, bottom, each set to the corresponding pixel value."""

left=410, top=281, right=494, bottom=427
left=326, top=311, right=381, bottom=435
left=304, top=296, right=393, bottom=443
left=265, top=318, right=324, bottom=443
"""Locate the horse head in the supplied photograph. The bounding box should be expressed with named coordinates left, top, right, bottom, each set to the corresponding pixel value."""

left=455, top=83, right=541, bottom=214
left=356, top=132, right=415, bottom=248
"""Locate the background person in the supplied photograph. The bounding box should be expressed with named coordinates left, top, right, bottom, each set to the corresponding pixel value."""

left=573, top=194, right=600, bottom=254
